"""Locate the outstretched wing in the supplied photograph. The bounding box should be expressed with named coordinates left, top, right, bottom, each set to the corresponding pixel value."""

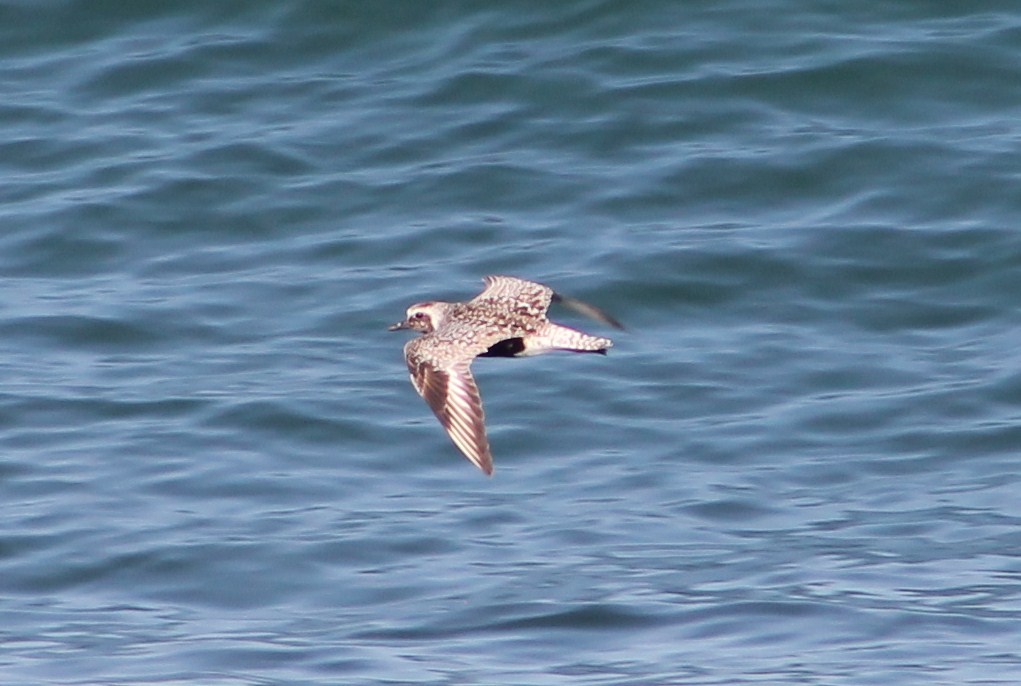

left=407, top=353, right=493, bottom=475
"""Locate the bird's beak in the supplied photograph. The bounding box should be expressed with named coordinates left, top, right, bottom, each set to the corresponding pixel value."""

left=388, top=320, right=409, bottom=331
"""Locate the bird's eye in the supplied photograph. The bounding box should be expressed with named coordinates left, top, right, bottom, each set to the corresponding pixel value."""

left=413, top=312, right=425, bottom=319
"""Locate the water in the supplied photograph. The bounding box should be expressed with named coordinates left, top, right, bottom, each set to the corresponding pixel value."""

left=3, top=1, right=1021, bottom=684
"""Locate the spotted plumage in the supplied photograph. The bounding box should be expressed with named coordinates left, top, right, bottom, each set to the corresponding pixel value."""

left=389, top=275, right=622, bottom=475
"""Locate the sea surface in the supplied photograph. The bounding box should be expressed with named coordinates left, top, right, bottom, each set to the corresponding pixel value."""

left=3, top=1, right=1021, bottom=684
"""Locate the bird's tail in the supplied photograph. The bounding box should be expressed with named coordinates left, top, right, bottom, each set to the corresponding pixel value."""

left=520, top=323, right=613, bottom=356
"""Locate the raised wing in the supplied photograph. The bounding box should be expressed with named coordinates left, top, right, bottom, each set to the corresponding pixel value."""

left=473, top=275, right=554, bottom=313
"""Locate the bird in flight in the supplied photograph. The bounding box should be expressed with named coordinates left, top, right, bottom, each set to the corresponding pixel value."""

left=389, top=275, right=622, bottom=475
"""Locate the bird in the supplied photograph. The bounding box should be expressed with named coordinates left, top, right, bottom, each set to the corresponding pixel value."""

left=389, top=275, right=623, bottom=475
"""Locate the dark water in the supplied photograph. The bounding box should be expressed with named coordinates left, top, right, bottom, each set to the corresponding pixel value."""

left=3, top=1, right=1021, bottom=684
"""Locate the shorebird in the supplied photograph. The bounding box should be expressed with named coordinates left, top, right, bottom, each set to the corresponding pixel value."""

left=389, top=275, right=623, bottom=475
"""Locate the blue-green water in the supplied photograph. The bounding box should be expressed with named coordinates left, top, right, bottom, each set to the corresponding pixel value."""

left=3, top=2, right=1021, bottom=684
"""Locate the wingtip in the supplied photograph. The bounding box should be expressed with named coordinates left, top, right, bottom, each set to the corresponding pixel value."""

left=474, top=459, right=494, bottom=476
left=552, top=291, right=625, bottom=331
left=605, top=316, right=626, bottom=332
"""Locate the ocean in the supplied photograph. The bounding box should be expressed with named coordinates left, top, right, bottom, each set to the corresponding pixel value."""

left=3, top=1, right=1021, bottom=684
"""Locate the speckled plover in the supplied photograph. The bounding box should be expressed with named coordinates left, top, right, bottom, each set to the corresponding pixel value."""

left=389, top=275, right=623, bottom=475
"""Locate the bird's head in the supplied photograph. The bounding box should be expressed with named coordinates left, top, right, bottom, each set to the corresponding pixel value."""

left=388, top=301, right=451, bottom=334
